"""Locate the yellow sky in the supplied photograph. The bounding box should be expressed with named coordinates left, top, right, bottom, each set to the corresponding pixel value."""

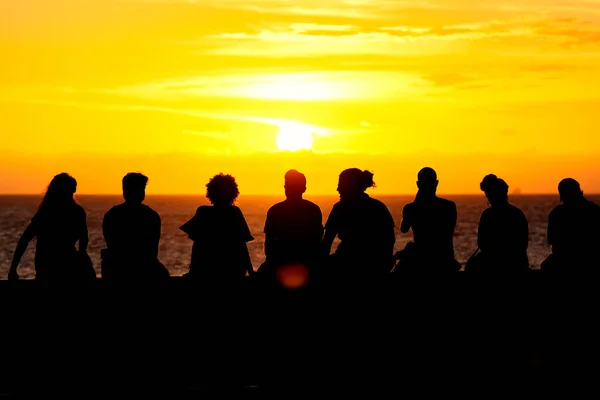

left=1, top=0, right=600, bottom=194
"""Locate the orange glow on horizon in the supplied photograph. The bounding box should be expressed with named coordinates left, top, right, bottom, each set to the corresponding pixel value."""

left=1, top=0, right=600, bottom=195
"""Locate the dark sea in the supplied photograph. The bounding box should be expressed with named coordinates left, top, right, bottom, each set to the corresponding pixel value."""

left=0, top=194, right=582, bottom=279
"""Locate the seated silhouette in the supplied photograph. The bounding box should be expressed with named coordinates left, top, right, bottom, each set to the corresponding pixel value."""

left=468, top=174, right=529, bottom=273
left=395, top=167, right=460, bottom=273
left=102, top=173, right=168, bottom=282
left=542, top=178, right=600, bottom=273
left=8, top=173, right=94, bottom=282
left=180, top=173, right=255, bottom=284
left=321, top=169, right=395, bottom=280
left=258, top=170, right=323, bottom=287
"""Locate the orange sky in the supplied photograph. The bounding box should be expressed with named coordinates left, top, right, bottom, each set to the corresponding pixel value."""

left=1, top=0, right=600, bottom=195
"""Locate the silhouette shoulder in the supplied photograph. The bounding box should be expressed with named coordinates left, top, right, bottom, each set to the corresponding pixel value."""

left=403, top=202, right=416, bottom=213
left=438, top=197, right=456, bottom=208
left=267, top=200, right=286, bottom=214
left=75, top=203, right=86, bottom=216
left=231, top=205, right=245, bottom=215
left=303, top=199, right=322, bottom=212
left=371, top=197, right=392, bottom=213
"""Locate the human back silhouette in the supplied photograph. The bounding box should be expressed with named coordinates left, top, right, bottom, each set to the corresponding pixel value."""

left=542, top=178, right=600, bottom=273
left=321, top=169, right=395, bottom=281
left=8, top=173, right=93, bottom=282
left=259, top=170, right=323, bottom=287
left=180, top=173, right=255, bottom=284
left=396, top=167, right=459, bottom=273
left=101, top=173, right=168, bottom=282
left=474, top=174, right=529, bottom=272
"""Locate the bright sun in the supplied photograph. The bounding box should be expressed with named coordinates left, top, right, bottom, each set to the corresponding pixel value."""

left=276, top=124, right=313, bottom=151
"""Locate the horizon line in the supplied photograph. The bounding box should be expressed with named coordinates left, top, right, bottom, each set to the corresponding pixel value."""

left=0, top=192, right=577, bottom=197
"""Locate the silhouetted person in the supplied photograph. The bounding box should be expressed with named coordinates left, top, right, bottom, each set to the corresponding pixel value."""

left=102, top=173, right=168, bottom=282
left=396, top=167, right=459, bottom=273
left=542, top=178, right=600, bottom=273
left=180, top=173, right=255, bottom=284
left=321, top=169, right=395, bottom=280
left=475, top=174, right=529, bottom=272
left=8, top=173, right=93, bottom=282
left=259, top=170, right=323, bottom=287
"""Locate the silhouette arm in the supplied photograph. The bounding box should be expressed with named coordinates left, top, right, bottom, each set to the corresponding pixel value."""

left=400, top=205, right=411, bottom=234
left=519, top=214, right=529, bottom=252
left=9, top=223, right=36, bottom=279
left=152, top=214, right=161, bottom=259
left=450, top=203, right=457, bottom=236
left=321, top=206, right=339, bottom=255
left=263, top=209, right=275, bottom=260
left=321, top=228, right=337, bottom=256
left=79, top=212, right=89, bottom=253
left=547, top=211, right=556, bottom=248
left=264, top=233, right=275, bottom=260
left=102, top=213, right=113, bottom=249
left=477, top=212, right=489, bottom=251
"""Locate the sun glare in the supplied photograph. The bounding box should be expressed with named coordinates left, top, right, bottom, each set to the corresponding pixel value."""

left=276, top=124, right=313, bottom=151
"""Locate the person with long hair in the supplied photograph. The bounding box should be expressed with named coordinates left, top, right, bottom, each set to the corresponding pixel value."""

left=321, top=168, right=395, bottom=280
left=180, top=173, right=255, bottom=284
left=8, top=173, right=91, bottom=282
left=475, top=174, right=529, bottom=272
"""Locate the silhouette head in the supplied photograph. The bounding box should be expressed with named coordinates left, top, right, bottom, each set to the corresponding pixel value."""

left=284, top=170, right=307, bottom=199
left=480, top=174, right=509, bottom=206
left=337, top=168, right=375, bottom=200
left=206, top=173, right=239, bottom=206
left=416, top=167, right=438, bottom=195
left=122, top=173, right=148, bottom=204
left=558, top=178, right=584, bottom=204
left=39, top=173, right=77, bottom=210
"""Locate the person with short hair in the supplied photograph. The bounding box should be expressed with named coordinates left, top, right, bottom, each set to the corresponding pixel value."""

left=542, top=178, right=600, bottom=272
left=397, top=167, right=459, bottom=273
left=259, top=170, right=323, bottom=285
left=102, top=172, right=168, bottom=282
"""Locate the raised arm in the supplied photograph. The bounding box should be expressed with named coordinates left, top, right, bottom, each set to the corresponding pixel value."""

left=8, top=223, right=37, bottom=280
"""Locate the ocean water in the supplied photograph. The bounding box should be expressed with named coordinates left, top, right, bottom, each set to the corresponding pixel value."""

left=0, top=194, right=582, bottom=279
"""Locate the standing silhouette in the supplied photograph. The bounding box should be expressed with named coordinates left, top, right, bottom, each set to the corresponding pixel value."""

left=475, top=174, right=529, bottom=272
left=259, top=170, right=323, bottom=287
left=542, top=178, right=600, bottom=273
left=321, top=169, right=395, bottom=280
left=102, top=173, right=168, bottom=282
left=8, top=173, right=93, bottom=282
left=396, top=167, right=460, bottom=273
left=180, top=173, right=255, bottom=283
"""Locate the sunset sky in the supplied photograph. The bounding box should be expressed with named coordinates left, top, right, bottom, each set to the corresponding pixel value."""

left=1, top=0, right=600, bottom=195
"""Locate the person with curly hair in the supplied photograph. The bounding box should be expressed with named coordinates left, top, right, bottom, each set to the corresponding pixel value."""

left=180, top=173, right=255, bottom=283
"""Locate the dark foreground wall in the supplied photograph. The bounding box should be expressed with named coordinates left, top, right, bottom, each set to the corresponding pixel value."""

left=0, top=272, right=598, bottom=397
